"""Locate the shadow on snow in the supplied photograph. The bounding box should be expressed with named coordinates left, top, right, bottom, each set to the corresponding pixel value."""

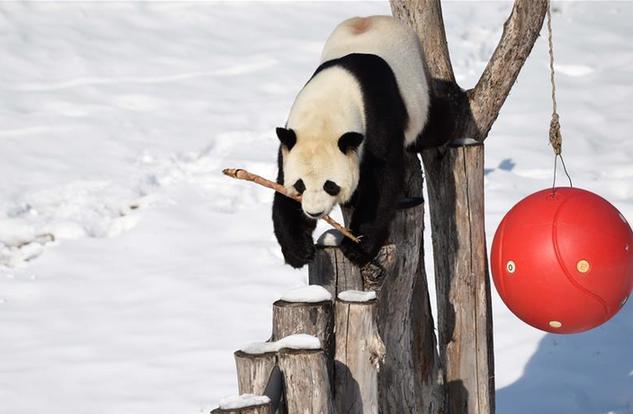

left=497, top=301, right=633, bottom=414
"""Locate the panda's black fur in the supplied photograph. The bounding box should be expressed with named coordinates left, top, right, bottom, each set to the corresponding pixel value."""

left=273, top=53, right=409, bottom=268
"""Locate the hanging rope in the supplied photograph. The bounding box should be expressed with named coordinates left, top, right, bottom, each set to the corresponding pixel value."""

left=546, top=0, right=573, bottom=188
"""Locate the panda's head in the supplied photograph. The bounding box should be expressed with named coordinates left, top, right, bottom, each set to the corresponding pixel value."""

left=277, top=127, right=363, bottom=220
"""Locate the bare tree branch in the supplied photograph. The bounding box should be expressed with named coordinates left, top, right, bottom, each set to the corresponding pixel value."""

left=469, top=0, right=548, bottom=139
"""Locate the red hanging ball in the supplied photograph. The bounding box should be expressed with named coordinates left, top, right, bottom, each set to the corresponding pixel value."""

left=491, top=187, right=633, bottom=333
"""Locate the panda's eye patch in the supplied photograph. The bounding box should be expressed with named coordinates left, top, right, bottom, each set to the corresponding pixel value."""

left=293, top=179, right=306, bottom=194
left=323, top=180, right=341, bottom=196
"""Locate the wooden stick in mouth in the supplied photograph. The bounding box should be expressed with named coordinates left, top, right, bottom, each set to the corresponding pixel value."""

left=223, top=168, right=360, bottom=243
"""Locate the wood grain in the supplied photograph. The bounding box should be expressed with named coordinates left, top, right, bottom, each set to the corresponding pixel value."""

left=234, top=351, right=276, bottom=396
left=334, top=298, right=382, bottom=414
left=423, top=143, right=495, bottom=414
left=277, top=349, right=334, bottom=414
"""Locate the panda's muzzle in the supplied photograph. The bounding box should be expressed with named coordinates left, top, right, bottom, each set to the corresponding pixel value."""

left=306, top=210, right=325, bottom=219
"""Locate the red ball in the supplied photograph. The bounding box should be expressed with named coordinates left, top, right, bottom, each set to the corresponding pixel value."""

left=491, top=187, right=633, bottom=333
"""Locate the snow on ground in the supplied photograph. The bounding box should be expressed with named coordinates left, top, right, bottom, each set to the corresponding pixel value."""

left=0, top=2, right=631, bottom=414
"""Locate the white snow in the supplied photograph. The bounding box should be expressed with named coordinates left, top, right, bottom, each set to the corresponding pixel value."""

left=316, top=229, right=344, bottom=247
left=276, top=334, right=321, bottom=351
left=240, top=341, right=280, bottom=356
left=218, top=394, right=271, bottom=410
left=338, top=290, right=377, bottom=303
left=241, top=334, right=321, bottom=355
left=279, top=285, right=332, bottom=303
left=1, top=2, right=632, bottom=414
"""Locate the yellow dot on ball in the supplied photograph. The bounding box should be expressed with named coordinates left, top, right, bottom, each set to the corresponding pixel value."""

left=576, top=259, right=591, bottom=274
left=549, top=320, right=562, bottom=328
left=506, top=260, right=516, bottom=274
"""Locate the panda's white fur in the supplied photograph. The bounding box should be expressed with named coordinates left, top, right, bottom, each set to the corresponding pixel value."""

left=283, top=15, right=428, bottom=218
left=320, top=16, right=429, bottom=146
left=285, top=67, right=364, bottom=217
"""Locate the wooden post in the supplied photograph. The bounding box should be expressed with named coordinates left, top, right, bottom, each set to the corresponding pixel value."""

left=334, top=294, right=382, bottom=414
left=309, top=247, right=363, bottom=297
left=423, top=142, right=494, bottom=413
left=277, top=348, right=334, bottom=414
left=271, top=299, right=334, bottom=360
left=234, top=349, right=277, bottom=395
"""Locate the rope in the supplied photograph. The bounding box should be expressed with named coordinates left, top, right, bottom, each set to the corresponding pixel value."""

left=546, top=0, right=573, bottom=188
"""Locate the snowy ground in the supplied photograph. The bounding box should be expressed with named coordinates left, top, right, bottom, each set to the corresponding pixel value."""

left=1, top=2, right=632, bottom=413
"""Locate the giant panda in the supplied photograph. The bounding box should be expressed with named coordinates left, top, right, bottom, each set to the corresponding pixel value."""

left=273, top=15, right=429, bottom=268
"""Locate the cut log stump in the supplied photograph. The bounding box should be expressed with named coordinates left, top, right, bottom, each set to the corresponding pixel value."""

left=277, top=348, right=334, bottom=414
left=334, top=293, right=382, bottom=414
left=234, top=350, right=276, bottom=395
left=211, top=395, right=273, bottom=414
left=271, top=299, right=334, bottom=360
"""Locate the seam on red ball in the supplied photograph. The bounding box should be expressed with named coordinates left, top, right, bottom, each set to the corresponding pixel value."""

left=551, top=193, right=609, bottom=319
left=495, top=217, right=508, bottom=298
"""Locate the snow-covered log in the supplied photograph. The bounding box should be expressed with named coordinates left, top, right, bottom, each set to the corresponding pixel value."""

left=277, top=348, right=334, bottom=414
left=272, top=286, right=334, bottom=361
left=334, top=291, right=382, bottom=414
left=211, top=394, right=272, bottom=414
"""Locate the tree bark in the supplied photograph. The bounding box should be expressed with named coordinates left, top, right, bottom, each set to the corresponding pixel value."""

left=234, top=351, right=277, bottom=396
left=271, top=299, right=335, bottom=360
left=423, top=142, right=494, bottom=414
left=334, top=297, right=382, bottom=414
left=277, top=349, right=334, bottom=414
left=374, top=154, right=443, bottom=413
left=309, top=247, right=363, bottom=297
left=390, top=1, right=548, bottom=413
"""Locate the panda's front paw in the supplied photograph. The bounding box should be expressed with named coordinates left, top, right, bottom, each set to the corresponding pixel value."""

left=282, top=237, right=316, bottom=268
left=339, top=237, right=372, bottom=267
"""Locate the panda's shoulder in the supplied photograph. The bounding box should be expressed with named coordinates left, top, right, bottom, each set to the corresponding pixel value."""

left=312, top=54, right=397, bottom=92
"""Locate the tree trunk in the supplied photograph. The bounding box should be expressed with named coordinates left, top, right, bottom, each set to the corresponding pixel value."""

left=423, top=142, right=494, bottom=413
left=372, top=153, right=443, bottom=413
left=389, top=1, right=548, bottom=413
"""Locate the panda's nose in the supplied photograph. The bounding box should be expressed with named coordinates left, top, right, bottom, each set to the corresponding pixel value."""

left=306, top=210, right=324, bottom=219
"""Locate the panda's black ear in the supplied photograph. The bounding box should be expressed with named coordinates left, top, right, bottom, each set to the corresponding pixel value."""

left=276, top=127, right=296, bottom=150
left=338, top=132, right=364, bottom=154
